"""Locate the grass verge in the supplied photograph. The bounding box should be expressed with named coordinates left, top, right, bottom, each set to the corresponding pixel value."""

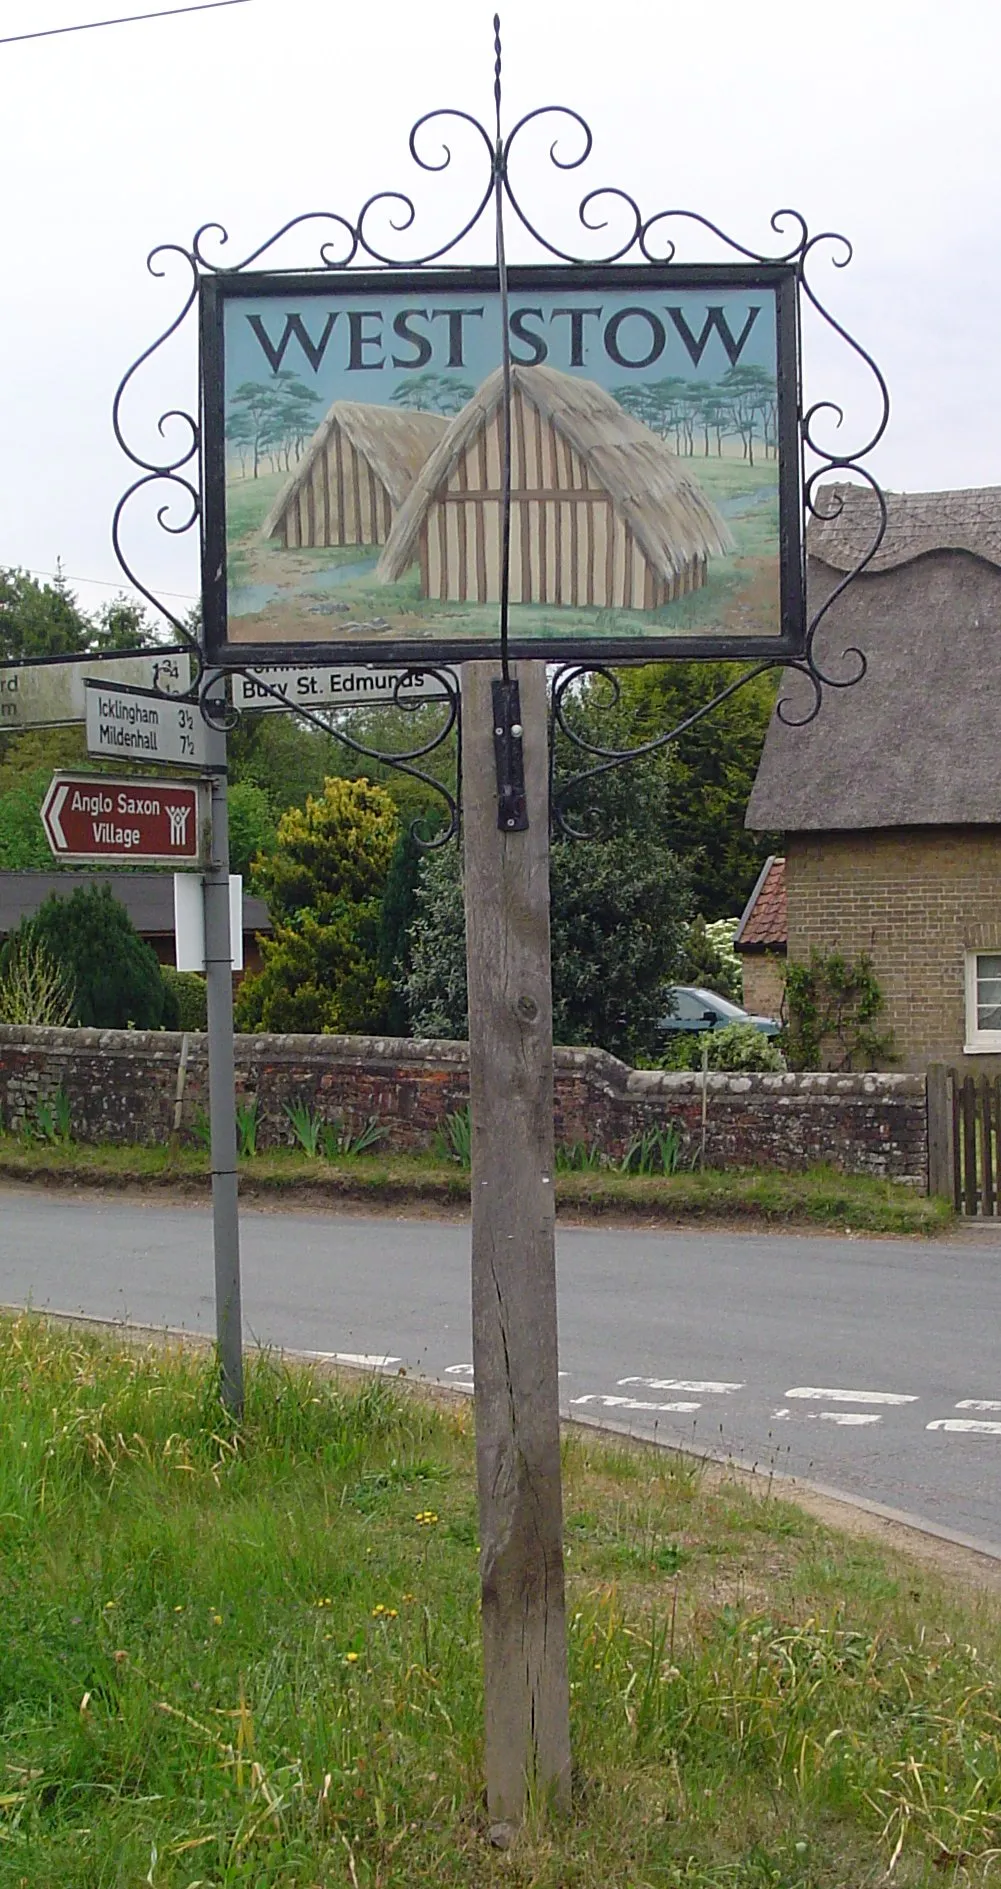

left=1, top=1313, right=999, bottom=1886
left=0, top=1135, right=953, bottom=1236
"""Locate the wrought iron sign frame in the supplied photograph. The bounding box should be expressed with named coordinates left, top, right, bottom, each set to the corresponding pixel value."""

left=111, top=13, right=888, bottom=843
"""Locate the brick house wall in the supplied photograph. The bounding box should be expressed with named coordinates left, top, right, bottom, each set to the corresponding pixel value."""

left=740, top=954, right=785, bottom=1022
left=786, top=825, right=1001, bottom=1071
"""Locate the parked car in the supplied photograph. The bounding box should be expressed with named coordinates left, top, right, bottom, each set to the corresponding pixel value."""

left=659, top=985, right=781, bottom=1038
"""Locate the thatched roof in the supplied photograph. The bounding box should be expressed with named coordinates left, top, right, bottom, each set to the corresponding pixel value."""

left=747, top=485, right=1001, bottom=833
left=376, top=365, right=734, bottom=583
left=808, top=481, right=1001, bottom=573
left=261, top=402, right=448, bottom=538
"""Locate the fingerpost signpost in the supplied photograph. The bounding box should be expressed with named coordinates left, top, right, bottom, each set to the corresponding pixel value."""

left=40, top=772, right=205, bottom=863
left=112, top=13, right=886, bottom=1832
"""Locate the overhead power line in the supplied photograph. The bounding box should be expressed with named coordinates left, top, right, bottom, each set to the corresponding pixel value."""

left=0, top=0, right=250, bottom=47
left=4, top=562, right=197, bottom=603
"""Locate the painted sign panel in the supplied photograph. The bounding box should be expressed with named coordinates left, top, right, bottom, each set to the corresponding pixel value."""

left=231, top=663, right=457, bottom=712
left=85, top=681, right=210, bottom=769
left=0, top=648, right=190, bottom=730
left=201, top=265, right=802, bottom=668
left=41, top=772, right=205, bottom=863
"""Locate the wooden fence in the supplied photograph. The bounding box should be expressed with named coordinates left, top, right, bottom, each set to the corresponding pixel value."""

left=929, top=1066, right=1001, bottom=1215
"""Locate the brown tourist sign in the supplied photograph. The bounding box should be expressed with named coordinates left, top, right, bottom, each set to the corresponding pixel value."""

left=40, top=772, right=207, bottom=865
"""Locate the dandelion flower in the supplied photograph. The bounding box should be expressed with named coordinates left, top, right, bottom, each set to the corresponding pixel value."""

left=344, top=1651, right=360, bottom=1664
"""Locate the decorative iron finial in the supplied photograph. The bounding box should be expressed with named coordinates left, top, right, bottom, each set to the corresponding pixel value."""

left=493, top=13, right=502, bottom=144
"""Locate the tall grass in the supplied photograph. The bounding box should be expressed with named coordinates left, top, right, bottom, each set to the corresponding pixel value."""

left=1, top=1315, right=999, bottom=1884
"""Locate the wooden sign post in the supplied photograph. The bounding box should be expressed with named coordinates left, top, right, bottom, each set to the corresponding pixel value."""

left=461, top=660, right=571, bottom=1830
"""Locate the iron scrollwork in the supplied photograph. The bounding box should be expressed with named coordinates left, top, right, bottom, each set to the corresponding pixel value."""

left=113, top=12, right=887, bottom=839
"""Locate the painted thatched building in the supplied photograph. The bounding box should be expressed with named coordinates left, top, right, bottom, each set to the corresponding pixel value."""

left=745, top=483, right=1001, bottom=1070
left=375, top=365, right=734, bottom=610
left=261, top=403, right=447, bottom=551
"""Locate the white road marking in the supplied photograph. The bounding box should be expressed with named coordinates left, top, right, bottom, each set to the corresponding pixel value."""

left=617, top=1376, right=743, bottom=1394
left=571, top=1394, right=701, bottom=1414
left=444, top=1364, right=568, bottom=1379
left=327, top=1353, right=402, bottom=1369
left=770, top=1409, right=791, bottom=1421
left=785, top=1387, right=918, bottom=1405
left=815, top=1412, right=881, bottom=1427
left=927, top=1419, right=1001, bottom=1435
left=956, top=1399, right=1001, bottom=1411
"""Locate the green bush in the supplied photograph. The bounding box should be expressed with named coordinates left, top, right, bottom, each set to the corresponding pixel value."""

left=161, top=968, right=208, bottom=1031
left=236, top=777, right=397, bottom=1035
left=704, top=1021, right=786, bottom=1072
left=1, top=885, right=169, bottom=1031
left=0, top=933, right=75, bottom=1025
left=656, top=1024, right=785, bottom=1073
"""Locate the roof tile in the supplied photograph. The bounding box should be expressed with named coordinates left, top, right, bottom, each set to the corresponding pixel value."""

left=734, top=857, right=787, bottom=950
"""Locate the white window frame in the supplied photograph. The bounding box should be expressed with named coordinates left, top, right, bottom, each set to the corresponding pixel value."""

left=964, top=950, right=1001, bottom=1053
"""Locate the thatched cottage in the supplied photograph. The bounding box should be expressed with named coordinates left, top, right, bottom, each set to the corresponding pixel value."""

left=375, top=364, right=733, bottom=610
left=746, top=483, right=1001, bottom=1071
left=261, top=402, right=447, bottom=551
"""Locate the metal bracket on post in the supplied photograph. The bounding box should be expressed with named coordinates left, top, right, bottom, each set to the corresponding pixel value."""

left=493, top=678, right=528, bottom=832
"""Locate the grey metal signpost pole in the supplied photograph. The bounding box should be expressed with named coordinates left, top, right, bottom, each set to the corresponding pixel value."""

left=203, top=713, right=244, bottom=1417
left=462, top=660, right=571, bottom=1829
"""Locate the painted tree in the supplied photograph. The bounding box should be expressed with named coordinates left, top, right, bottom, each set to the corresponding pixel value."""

left=719, top=365, right=777, bottom=465
left=389, top=373, right=474, bottom=416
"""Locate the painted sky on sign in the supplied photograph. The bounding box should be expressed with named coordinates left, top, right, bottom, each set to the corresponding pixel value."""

left=222, top=286, right=778, bottom=418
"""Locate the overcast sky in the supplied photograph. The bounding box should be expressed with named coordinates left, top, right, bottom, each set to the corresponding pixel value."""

left=1, top=0, right=997, bottom=627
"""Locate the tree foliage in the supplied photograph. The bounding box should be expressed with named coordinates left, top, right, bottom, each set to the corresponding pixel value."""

left=0, top=568, right=166, bottom=662
left=227, top=712, right=351, bottom=816
left=609, top=662, right=780, bottom=918
left=674, top=915, right=743, bottom=1003
left=235, top=777, right=398, bottom=1035
left=227, top=782, right=278, bottom=883
left=0, top=568, right=89, bottom=661
left=406, top=835, right=690, bottom=1063
left=407, top=718, right=691, bottom=1062
left=2, top=886, right=170, bottom=1030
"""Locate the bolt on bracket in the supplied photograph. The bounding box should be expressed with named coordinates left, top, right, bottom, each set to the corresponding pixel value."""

left=492, top=678, right=528, bottom=832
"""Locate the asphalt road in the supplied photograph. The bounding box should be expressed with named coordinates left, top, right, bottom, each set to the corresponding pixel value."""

left=2, top=1187, right=999, bottom=1549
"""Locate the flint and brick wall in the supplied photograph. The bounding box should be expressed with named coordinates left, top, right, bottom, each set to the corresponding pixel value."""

left=0, top=1025, right=928, bottom=1186
left=786, top=827, right=1001, bottom=1073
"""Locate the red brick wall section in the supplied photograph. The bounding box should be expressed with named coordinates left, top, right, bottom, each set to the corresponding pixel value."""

left=0, top=1026, right=929, bottom=1187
